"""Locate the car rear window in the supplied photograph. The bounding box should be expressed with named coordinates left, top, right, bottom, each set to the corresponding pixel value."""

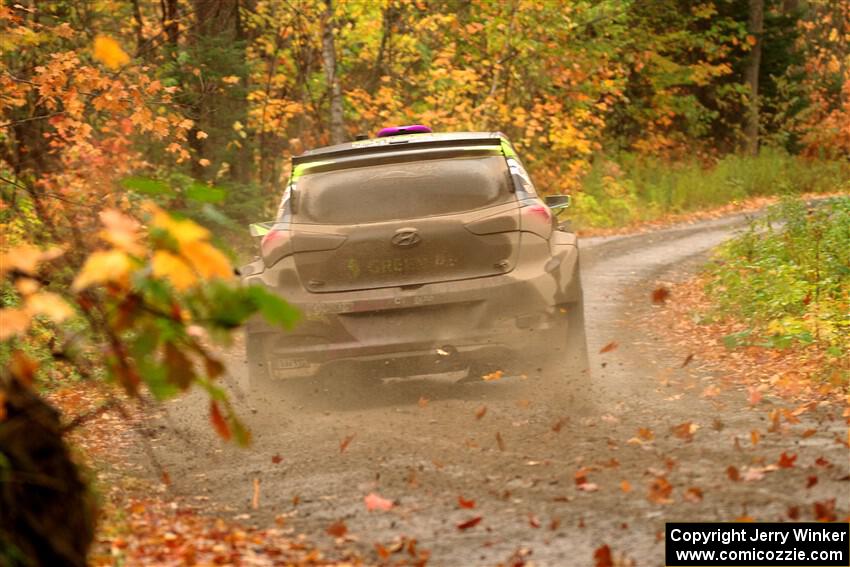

left=294, top=155, right=512, bottom=224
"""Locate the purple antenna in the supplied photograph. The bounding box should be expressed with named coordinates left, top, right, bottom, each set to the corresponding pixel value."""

left=377, top=124, right=432, bottom=138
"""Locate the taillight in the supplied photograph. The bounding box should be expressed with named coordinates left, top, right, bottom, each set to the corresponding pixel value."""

left=520, top=201, right=553, bottom=239
left=261, top=229, right=293, bottom=266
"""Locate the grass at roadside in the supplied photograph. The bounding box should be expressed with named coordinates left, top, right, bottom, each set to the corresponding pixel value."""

left=667, top=196, right=849, bottom=392
left=571, top=150, right=850, bottom=229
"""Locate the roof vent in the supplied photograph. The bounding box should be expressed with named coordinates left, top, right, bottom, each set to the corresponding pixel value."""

left=377, top=125, right=432, bottom=138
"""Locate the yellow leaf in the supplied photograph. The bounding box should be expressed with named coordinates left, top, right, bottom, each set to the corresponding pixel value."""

left=15, top=278, right=40, bottom=296
left=93, top=35, right=130, bottom=70
left=152, top=251, right=197, bottom=291
left=26, top=292, right=74, bottom=322
left=0, top=308, right=31, bottom=341
left=149, top=206, right=209, bottom=245
left=99, top=209, right=144, bottom=255
left=180, top=240, right=233, bottom=280
left=196, top=131, right=208, bottom=140
left=72, top=250, right=132, bottom=291
left=0, top=245, right=64, bottom=277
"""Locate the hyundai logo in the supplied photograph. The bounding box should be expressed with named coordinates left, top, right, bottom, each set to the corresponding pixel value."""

left=391, top=228, right=422, bottom=248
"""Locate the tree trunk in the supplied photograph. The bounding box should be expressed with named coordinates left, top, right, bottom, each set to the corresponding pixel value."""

left=744, top=0, right=764, bottom=156
left=322, top=0, right=345, bottom=145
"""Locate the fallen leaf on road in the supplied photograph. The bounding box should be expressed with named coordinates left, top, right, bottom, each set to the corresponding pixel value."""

left=418, top=396, right=429, bottom=408
left=495, top=431, right=506, bottom=451
left=814, top=499, right=836, bottom=522
left=620, top=480, right=632, bottom=493
left=806, top=475, right=818, bottom=488
left=801, top=429, right=816, bottom=438
left=787, top=506, right=800, bottom=520
left=364, top=492, right=393, bottom=512
left=594, top=544, right=614, bottom=567
left=637, top=427, right=654, bottom=441
left=648, top=476, right=673, bottom=504
left=458, top=496, right=476, bottom=509
left=681, top=353, right=695, bottom=367
left=483, top=370, right=503, bottom=381
left=252, top=477, right=260, bottom=509
left=750, top=431, right=760, bottom=446
left=326, top=521, right=347, bottom=538
left=210, top=401, right=231, bottom=441
left=577, top=482, right=599, bottom=492
left=684, top=487, right=703, bottom=503
left=651, top=286, right=671, bottom=304
left=599, top=341, right=618, bottom=354
left=339, top=434, right=355, bottom=453
left=456, top=516, right=482, bottom=530
left=742, top=467, right=765, bottom=482
left=528, top=513, right=541, bottom=528
left=271, top=454, right=282, bottom=464
left=815, top=457, right=832, bottom=467
left=747, top=386, right=762, bottom=406
left=777, top=452, right=797, bottom=468
left=475, top=405, right=487, bottom=420
left=727, top=466, right=740, bottom=481
left=672, top=421, right=699, bottom=441
left=701, top=385, right=720, bottom=397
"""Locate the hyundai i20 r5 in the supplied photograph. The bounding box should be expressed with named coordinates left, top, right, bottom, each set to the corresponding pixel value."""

left=241, top=129, right=589, bottom=396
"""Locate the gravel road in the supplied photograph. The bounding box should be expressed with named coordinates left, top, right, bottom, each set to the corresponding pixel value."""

left=144, top=212, right=849, bottom=566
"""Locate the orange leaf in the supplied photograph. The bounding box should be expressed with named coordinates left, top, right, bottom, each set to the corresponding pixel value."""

left=326, top=521, right=347, bottom=538
left=210, top=401, right=231, bottom=441
left=594, top=544, right=614, bottom=567
left=271, top=454, right=282, bottom=464
left=418, top=396, right=429, bottom=408
left=251, top=477, right=260, bottom=509
left=364, top=492, right=393, bottom=511
left=651, top=286, right=670, bottom=304
left=456, top=516, right=482, bottom=530
left=599, top=341, right=618, bottom=354
left=620, top=480, right=632, bottom=493
left=648, top=476, right=673, bottom=504
left=684, top=487, right=703, bottom=503
left=750, top=430, right=760, bottom=446
left=339, top=434, right=355, bottom=453
left=814, top=499, right=836, bottom=522
left=458, top=496, right=476, bottom=509
left=495, top=431, right=505, bottom=451
left=727, top=466, right=740, bottom=481
left=475, top=405, right=487, bottom=420
left=778, top=452, right=797, bottom=468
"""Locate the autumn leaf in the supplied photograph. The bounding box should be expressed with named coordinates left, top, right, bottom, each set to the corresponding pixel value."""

left=210, top=401, right=231, bottom=441
left=475, top=405, right=487, bottom=420
left=72, top=250, right=133, bottom=291
left=152, top=251, right=197, bottom=291
left=814, top=499, right=836, bottom=522
left=339, top=434, right=355, bottom=453
left=750, top=430, right=760, bottom=446
left=620, top=480, right=632, bottom=493
left=0, top=244, right=63, bottom=277
left=482, top=370, right=503, bottom=381
left=671, top=421, right=699, bottom=441
left=93, top=35, right=130, bottom=69
left=551, top=416, right=568, bottom=432
left=593, top=544, right=614, bottom=567
left=418, top=396, right=429, bottom=408
left=683, top=487, right=703, bottom=503
left=326, top=521, right=347, bottom=538
left=727, top=466, right=740, bottom=481
left=252, top=477, right=261, bottom=509
left=457, top=496, right=476, bottom=509
left=806, top=475, right=818, bottom=488
left=271, top=454, right=282, bottom=464
left=364, top=492, right=393, bottom=512
left=9, top=351, right=38, bottom=387
left=495, top=431, right=506, bottom=451
left=599, top=341, right=618, bottom=354
left=456, top=516, right=482, bottom=530
left=0, top=308, right=31, bottom=341
left=99, top=209, right=143, bottom=255
left=648, top=476, right=673, bottom=504
left=180, top=240, right=233, bottom=280
left=777, top=452, right=797, bottom=468
left=651, top=286, right=671, bottom=304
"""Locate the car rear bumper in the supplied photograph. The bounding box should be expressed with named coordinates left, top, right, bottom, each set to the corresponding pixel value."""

left=244, top=235, right=581, bottom=380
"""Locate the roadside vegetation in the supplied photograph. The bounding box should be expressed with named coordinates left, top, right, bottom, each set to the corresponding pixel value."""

left=704, top=196, right=850, bottom=382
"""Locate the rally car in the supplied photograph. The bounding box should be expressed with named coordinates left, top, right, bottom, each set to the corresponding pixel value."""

left=241, top=127, right=588, bottom=394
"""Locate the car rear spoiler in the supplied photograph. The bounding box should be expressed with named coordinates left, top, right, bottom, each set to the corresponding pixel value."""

left=292, top=132, right=508, bottom=167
